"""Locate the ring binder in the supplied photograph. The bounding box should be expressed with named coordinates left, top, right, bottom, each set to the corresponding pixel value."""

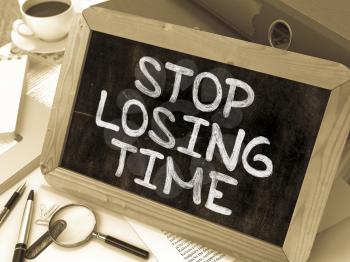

left=193, top=0, right=350, bottom=67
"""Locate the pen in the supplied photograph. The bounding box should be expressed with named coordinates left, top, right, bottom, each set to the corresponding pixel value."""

left=0, top=183, right=26, bottom=226
left=12, top=190, right=34, bottom=262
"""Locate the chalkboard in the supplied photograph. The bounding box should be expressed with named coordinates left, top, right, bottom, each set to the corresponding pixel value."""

left=41, top=8, right=350, bottom=262
left=60, top=30, right=329, bottom=246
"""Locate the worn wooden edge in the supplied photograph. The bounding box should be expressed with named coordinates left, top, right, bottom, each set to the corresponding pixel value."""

left=40, top=15, right=91, bottom=174
left=283, top=80, right=350, bottom=261
left=83, top=6, right=350, bottom=90
left=45, top=167, right=286, bottom=262
left=336, top=139, right=350, bottom=180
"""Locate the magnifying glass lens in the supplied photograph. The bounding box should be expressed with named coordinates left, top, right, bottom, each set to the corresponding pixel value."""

left=49, top=205, right=96, bottom=246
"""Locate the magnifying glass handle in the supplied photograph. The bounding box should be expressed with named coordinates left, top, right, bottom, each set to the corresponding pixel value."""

left=93, top=232, right=149, bottom=259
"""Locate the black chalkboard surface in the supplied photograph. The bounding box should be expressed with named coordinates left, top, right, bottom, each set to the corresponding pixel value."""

left=41, top=7, right=350, bottom=262
left=61, top=30, right=329, bottom=246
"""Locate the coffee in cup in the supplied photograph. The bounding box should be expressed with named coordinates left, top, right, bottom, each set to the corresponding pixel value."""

left=25, top=1, right=70, bottom=17
left=16, top=0, right=74, bottom=42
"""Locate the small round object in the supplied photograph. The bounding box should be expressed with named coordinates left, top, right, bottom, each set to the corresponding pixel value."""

left=48, top=204, right=97, bottom=248
left=268, top=19, right=293, bottom=50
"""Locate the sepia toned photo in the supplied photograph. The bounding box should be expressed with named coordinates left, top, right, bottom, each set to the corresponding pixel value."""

left=0, top=1, right=349, bottom=261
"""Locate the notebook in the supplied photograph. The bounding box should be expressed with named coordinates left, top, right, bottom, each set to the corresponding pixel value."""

left=0, top=54, right=28, bottom=139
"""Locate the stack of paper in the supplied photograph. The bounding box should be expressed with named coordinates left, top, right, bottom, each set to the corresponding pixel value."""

left=127, top=218, right=235, bottom=262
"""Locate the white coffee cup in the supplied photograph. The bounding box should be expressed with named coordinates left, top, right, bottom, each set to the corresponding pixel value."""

left=15, top=0, right=74, bottom=42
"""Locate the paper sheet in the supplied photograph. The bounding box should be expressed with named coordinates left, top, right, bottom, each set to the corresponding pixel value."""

left=163, top=231, right=231, bottom=262
left=10, top=45, right=63, bottom=108
left=24, top=54, right=61, bottom=108
left=127, top=218, right=235, bottom=262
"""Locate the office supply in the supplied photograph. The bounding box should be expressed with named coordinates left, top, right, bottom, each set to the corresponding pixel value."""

left=35, top=203, right=60, bottom=226
left=97, top=0, right=241, bottom=39
left=47, top=204, right=150, bottom=259
left=193, top=0, right=350, bottom=67
left=12, top=190, right=34, bottom=262
left=40, top=3, right=350, bottom=262
left=26, top=220, right=67, bottom=259
left=127, top=218, right=233, bottom=262
left=0, top=170, right=158, bottom=261
left=0, top=43, right=54, bottom=193
left=0, top=182, right=26, bottom=226
left=0, top=53, right=28, bottom=139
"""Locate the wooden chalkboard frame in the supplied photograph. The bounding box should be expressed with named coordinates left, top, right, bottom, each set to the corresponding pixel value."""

left=41, top=5, right=350, bottom=262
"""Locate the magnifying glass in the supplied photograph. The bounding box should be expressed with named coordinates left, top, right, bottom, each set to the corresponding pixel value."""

left=48, top=204, right=149, bottom=259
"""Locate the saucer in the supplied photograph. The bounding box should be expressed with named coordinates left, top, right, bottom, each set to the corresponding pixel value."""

left=11, top=29, right=67, bottom=54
